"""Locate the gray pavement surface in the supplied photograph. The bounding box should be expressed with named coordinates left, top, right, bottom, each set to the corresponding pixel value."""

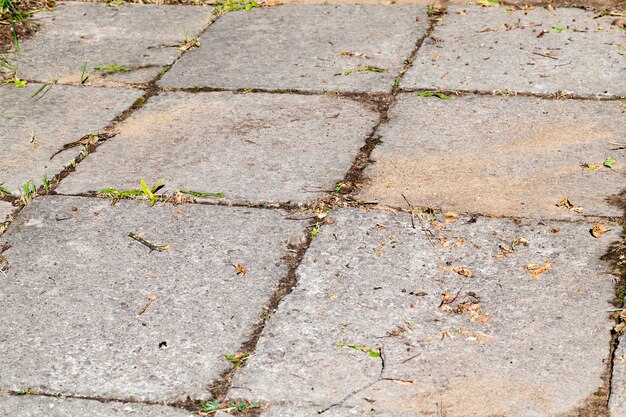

left=229, top=208, right=617, bottom=416
left=0, top=201, right=13, bottom=223
left=1, top=2, right=625, bottom=416
left=160, top=5, right=428, bottom=93
left=0, top=392, right=193, bottom=417
left=358, top=94, right=625, bottom=219
left=0, top=83, right=142, bottom=193
left=12, top=2, right=212, bottom=86
left=402, top=7, right=626, bottom=96
left=56, top=91, right=379, bottom=204
left=611, top=334, right=626, bottom=416
left=0, top=196, right=306, bottom=402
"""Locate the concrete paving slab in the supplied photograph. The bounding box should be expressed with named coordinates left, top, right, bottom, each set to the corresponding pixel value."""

left=357, top=94, right=625, bottom=219
left=13, top=2, right=212, bottom=86
left=0, top=393, right=193, bottom=417
left=610, top=334, right=626, bottom=416
left=229, top=208, right=618, bottom=416
left=401, top=7, right=625, bottom=96
left=160, top=5, right=428, bottom=93
left=0, top=83, right=142, bottom=194
left=56, top=91, right=379, bottom=204
left=0, top=196, right=306, bottom=402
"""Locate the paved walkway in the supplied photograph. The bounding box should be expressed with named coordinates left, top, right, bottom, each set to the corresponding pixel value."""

left=0, top=1, right=625, bottom=416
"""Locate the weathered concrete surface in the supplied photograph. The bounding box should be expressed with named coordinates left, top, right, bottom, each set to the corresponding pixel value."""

left=0, top=201, right=13, bottom=224
left=0, top=196, right=306, bottom=402
left=229, top=208, right=617, bottom=416
left=13, top=2, right=212, bottom=86
left=0, top=83, right=142, bottom=193
left=56, top=91, right=378, bottom=204
left=0, top=393, right=193, bottom=417
left=160, top=6, right=427, bottom=93
left=401, top=7, right=625, bottom=96
left=358, top=94, right=625, bottom=219
left=610, top=334, right=626, bottom=416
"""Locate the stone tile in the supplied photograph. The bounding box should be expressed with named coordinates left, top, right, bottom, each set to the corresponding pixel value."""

left=56, top=91, right=378, bottom=204
left=610, top=334, right=626, bottom=416
left=401, top=7, right=625, bottom=96
left=229, top=208, right=617, bottom=416
left=0, top=196, right=306, bottom=402
left=0, top=83, right=142, bottom=194
left=160, top=5, right=428, bottom=93
left=0, top=393, right=192, bottom=417
left=357, top=94, right=625, bottom=219
left=12, top=2, right=212, bottom=86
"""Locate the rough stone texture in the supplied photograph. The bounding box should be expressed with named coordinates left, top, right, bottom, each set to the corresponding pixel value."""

left=0, top=393, right=193, bottom=417
left=229, top=208, right=617, bottom=416
left=401, top=7, right=625, bottom=96
left=0, top=201, right=13, bottom=223
left=0, top=83, right=142, bottom=194
left=357, top=94, right=625, bottom=220
left=0, top=196, right=306, bottom=402
left=12, top=2, right=212, bottom=86
left=56, top=91, right=378, bottom=204
left=160, top=5, right=428, bottom=93
left=610, top=334, right=626, bottom=416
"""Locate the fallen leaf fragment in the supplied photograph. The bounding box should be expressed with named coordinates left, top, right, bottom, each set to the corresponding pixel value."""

left=453, top=267, right=473, bottom=278
left=339, top=51, right=370, bottom=59
left=172, top=209, right=184, bottom=215
left=550, top=228, right=560, bottom=233
left=529, top=263, right=551, bottom=279
left=138, top=295, right=158, bottom=315
left=556, top=197, right=583, bottom=213
left=591, top=225, right=610, bottom=238
left=233, top=263, right=247, bottom=277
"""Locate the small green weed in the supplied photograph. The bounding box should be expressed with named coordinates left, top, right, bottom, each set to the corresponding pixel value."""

left=416, top=91, right=451, bottom=100
left=178, top=189, right=225, bottom=198
left=0, top=182, right=10, bottom=195
left=199, top=400, right=260, bottom=414
left=200, top=400, right=220, bottom=412
left=20, top=179, right=36, bottom=205
left=94, top=65, right=131, bottom=72
left=81, top=146, right=89, bottom=158
left=310, top=223, right=320, bottom=239
left=357, top=66, right=385, bottom=73
left=41, top=175, right=51, bottom=193
left=550, top=25, right=564, bottom=33
left=338, top=341, right=381, bottom=358
left=478, top=0, right=500, bottom=6
left=104, top=0, right=125, bottom=6
left=179, top=30, right=200, bottom=51
left=225, top=352, right=249, bottom=368
left=80, top=61, right=89, bottom=84
left=31, top=77, right=58, bottom=99
left=216, top=0, right=258, bottom=14
left=14, top=388, right=34, bottom=396
left=3, top=75, right=26, bottom=87
left=426, top=5, right=446, bottom=17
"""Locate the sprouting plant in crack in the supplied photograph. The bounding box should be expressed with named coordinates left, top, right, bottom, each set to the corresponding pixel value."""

left=200, top=400, right=220, bottom=412
left=2, top=75, right=26, bottom=87
left=31, top=77, right=57, bottom=99
left=99, top=179, right=164, bottom=206
left=224, top=352, right=249, bottom=368
left=80, top=61, right=89, bottom=84
left=215, top=0, right=259, bottom=14
left=179, top=30, right=200, bottom=51
left=20, top=180, right=36, bottom=205
left=94, top=65, right=131, bottom=72
left=357, top=66, right=385, bottom=73
left=0, top=182, right=10, bottom=196
left=41, top=175, right=51, bottom=193
left=337, top=341, right=381, bottom=358
left=310, top=223, right=320, bottom=239
left=416, top=91, right=451, bottom=100
left=178, top=189, right=225, bottom=198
